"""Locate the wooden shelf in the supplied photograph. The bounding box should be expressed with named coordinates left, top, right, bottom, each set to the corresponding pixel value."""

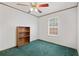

left=16, top=26, right=30, bottom=47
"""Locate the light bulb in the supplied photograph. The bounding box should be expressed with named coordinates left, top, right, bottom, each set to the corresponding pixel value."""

left=30, top=8, right=33, bottom=11
left=35, top=8, right=38, bottom=12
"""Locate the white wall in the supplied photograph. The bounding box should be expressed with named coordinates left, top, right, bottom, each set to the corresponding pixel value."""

left=77, top=3, right=79, bottom=54
left=38, top=8, right=77, bottom=49
left=0, top=4, right=38, bottom=51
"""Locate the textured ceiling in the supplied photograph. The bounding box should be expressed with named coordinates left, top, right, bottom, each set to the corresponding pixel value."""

left=1, top=2, right=77, bottom=17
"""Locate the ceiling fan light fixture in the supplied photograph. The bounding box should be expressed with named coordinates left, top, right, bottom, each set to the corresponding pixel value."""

left=30, top=8, right=33, bottom=11
left=35, top=8, right=38, bottom=12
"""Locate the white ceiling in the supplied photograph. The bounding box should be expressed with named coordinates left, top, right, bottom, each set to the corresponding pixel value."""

left=2, top=2, right=77, bottom=17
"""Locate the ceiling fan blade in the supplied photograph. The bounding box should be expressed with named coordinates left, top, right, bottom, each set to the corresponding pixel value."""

left=16, top=3, right=29, bottom=6
left=37, top=4, right=49, bottom=8
left=37, top=9, right=42, bottom=13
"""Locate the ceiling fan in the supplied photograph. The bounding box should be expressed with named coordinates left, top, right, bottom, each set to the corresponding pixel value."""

left=16, top=2, right=49, bottom=13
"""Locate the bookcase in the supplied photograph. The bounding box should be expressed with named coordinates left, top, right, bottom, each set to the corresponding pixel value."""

left=16, top=26, right=30, bottom=47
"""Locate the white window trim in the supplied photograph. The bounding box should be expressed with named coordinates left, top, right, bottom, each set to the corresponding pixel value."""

left=48, top=17, right=59, bottom=36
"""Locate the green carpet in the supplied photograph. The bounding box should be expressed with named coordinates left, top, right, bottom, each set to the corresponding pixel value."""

left=0, top=39, right=78, bottom=56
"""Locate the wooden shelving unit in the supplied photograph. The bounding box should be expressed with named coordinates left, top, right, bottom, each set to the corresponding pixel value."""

left=16, top=26, right=30, bottom=47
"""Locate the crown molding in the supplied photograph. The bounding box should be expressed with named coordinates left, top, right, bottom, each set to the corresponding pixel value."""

left=0, top=2, right=38, bottom=18
left=38, top=5, right=78, bottom=17
left=0, top=2, right=78, bottom=18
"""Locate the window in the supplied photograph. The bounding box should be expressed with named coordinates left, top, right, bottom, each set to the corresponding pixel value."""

left=48, top=17, right=59, bottom=36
